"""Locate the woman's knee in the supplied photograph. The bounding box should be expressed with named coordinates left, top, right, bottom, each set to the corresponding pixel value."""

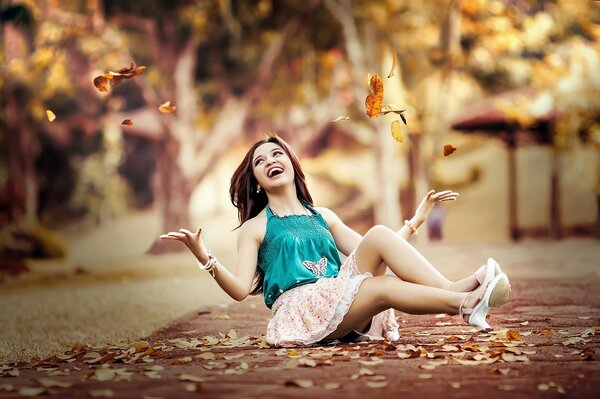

left=368, top=275, right=397, bottom=308
left=364, top=225, right=394, bottom=243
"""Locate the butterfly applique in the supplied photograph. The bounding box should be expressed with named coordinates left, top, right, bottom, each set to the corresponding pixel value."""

left=302, top=257, right=327, bottom=277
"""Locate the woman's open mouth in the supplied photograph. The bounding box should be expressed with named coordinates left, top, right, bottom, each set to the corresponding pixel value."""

left=267, top=167, right=284, bottom=178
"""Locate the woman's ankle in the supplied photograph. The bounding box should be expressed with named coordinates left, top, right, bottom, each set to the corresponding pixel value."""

left=448, top=276, right=479, bottom=292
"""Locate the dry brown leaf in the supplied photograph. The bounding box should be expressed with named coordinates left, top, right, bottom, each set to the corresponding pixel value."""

left=219, top=314, right=230, bottom=320
left=71, top=342, right=88, bottom=351
left=365, top=380, right=389, bottom=388
left=36, top=378, right=72, bottom=388
left=298, top=358, right=317, bottom=367
left=443, top=144, right=457, bottom=156
left=93, top=63, right=146, bottom=93
left=159, top=101, right=176, bottom=113
left=194, top=353, right=216, bottom=360
left=284, top=379, right=314, bottom=388
left=94, top=368, right=116, bottom=382
left=330, top=116, right=350, bottom=123
left=18, top=387, right=46, bottom=397
left=46, top=110, right=56, bottom=122
left=381, top=104, right=407, bottom=124
left=172, top=357, right=192, bottom=365
left=581, top=347, right=595, bottom=360
left=506, top=330, right=521, bottom=342
left=223, top=353, right=244, bottom=360
left=391, top=120, right=403, bottom=143
left=365, top=75, right=384, bottom=118
left=121, top=119, right=133, bottom=126
left=387, top=52, right=398, bottom=78
left=90, top=389, right=114, bottom=397
left=179, top=374, right=209, bottom=383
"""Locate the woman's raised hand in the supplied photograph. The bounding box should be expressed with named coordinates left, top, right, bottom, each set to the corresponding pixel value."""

left=413, top=190, right=459, bottom=222
left=160, top=228, right=209, bottom=264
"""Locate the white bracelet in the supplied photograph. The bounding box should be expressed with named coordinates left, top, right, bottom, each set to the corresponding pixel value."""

left=404, top=219, right=418, bottom=235
left=197, top=254, right=219, bottom=277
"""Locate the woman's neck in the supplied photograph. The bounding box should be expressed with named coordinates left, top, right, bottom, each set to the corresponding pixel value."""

left=267, top=190, right=307, bottom=216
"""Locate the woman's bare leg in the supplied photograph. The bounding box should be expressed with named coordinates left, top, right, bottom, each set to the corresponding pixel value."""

left=354, top=225, right=478, bottom=292
left=325, top=275, right=474, bottom=339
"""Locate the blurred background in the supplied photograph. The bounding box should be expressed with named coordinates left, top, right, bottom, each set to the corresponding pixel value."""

left=1, top=0, right=599, bottom=362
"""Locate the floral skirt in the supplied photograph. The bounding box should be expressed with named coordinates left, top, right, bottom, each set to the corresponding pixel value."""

left=266, top=250, right=400, bottom=347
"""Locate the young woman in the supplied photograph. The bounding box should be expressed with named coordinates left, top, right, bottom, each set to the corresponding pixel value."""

left=160, top=136, right=511, bottom=346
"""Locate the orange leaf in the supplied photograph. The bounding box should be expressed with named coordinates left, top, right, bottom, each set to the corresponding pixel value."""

left=506, top=330, right=521, bottom=342
left=46, top=110, right=56, bottom=122
left=391, top=120, right=403, bottom=143
left=93, top=76, right=110, bottom=92
left=365, top=75, right=384, bottom=118
left=443, top=144, right=457, bottom=156
left=121, top=119, right=133, bottom=126
left=93, top=63, right=146, bottom=93
left=159, top=101, right=176, bottom=113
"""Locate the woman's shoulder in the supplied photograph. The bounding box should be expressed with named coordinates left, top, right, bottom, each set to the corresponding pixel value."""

left=313, top=206, right=341, bottom=226
left=239, top=210, right=268, bottom=243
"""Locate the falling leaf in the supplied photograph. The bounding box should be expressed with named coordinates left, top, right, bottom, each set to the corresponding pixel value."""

left=18, top=387, right=46, bottom=396
left=381, top=105, right=407, bottom=124
left=391, top=120, right=404, bottom=143
left=443, top=144, right=457, bottom=156
left=121, top=119, right=133, bottom=126
left=284, top=379, right=314, bottom=388
left=46, top=110, right=56, bottom=122
left=506, top=330, right=522, bottom=341
left=365, top=75, right=384, bottom=118
left=90, top=389, right=115, bottom=397
left=387, top=51, right=398, bottom=78
left=93, top=63, right=146, bottom=93
left=159, top=101, right=176, bottom=113
left=36, top=378, right=72, bottom=388
left=330, top=116, right=350, bottom=123
left=365, top=381, right=389, bottom=388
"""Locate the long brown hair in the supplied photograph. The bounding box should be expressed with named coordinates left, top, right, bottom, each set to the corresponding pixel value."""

left=229, top=136, right=314, bottom=295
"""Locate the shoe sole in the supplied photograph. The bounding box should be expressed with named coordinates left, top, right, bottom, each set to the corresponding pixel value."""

left=489, top=273, right=511, bottom=308
left=469, top=274, right=507, bottom=331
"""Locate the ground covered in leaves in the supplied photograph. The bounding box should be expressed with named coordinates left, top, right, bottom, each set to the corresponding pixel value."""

left=1, top=275, right=599, bottom=398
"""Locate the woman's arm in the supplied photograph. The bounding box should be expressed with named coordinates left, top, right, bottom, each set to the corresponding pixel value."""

left=160, top=221, right=261, bottom=302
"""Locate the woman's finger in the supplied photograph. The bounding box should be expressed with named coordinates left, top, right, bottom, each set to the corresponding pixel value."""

left=160, top=235, right=182, bottom=241
left=167, top=232, right=186, bottom=238
left=179, top=228, right=194, bottom=237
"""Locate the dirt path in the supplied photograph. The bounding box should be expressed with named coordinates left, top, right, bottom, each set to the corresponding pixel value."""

left=1, top=241, right=599, bottom=398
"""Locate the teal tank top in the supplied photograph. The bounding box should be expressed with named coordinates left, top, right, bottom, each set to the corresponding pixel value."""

left=257, top=201, right=341, bottom=308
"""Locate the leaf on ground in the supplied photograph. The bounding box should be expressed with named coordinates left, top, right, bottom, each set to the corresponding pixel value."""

left=506, top=330, right=521, bottom=341
left=71, top=342, right=88, bottom=351
left=284, top=379, right=314, bottom=388
left=0, top=383, right=14, bottom=391
left=184, top=383, right=203, bottom=392
left=330, top=116, right=350, bottom=123
left=194, top=353, right=216, bottom=360
left=501, top=353, right=529, bottom=362
left=222, top=353, right=244, bottom=360
left=365, top=380, right=389, bottom=388
left=520, top=321, right=529, bottom=325
left=90, top=389, right=114, bottom=397
left=365, top=75, right=384, bottom=118
left=418, top=373, right=433, bottom=379
left=562, top=337, right=588, bottom=346
left=498, top=385, right=515, bottom=391
left=298, top=358, right=317, bottom=367
left=219, top=314, right=230, bottom=320
left=443, top=144, right=457, bottom=156
left=450, top=382, right=461, bottom=389
left=179, top=374, right=210, bottom=383
left=158, top=101, right=176, bottom=114
left=172, top=357, right=193, bottom=365
left=144, top=371, right=161, bottom=379
left=18, top=387, right=46, bottom=396
left=36, top=378, right=72, bottom=388
left=359, top=367, right=375, bottom=376
left=145, top=365, right=164, bottom=371
left=391, top=120, right=403, bottom=143
left=581, top=347, right=595, bottom=360
left=94, top=368, right=116, bottom=382
left=324, top=382, right=341, bottom=390
left=46, top=110, right=56, bottom=122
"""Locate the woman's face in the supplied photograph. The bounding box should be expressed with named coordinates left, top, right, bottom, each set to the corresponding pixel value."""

left=252, top=142, right=295, bottom=192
